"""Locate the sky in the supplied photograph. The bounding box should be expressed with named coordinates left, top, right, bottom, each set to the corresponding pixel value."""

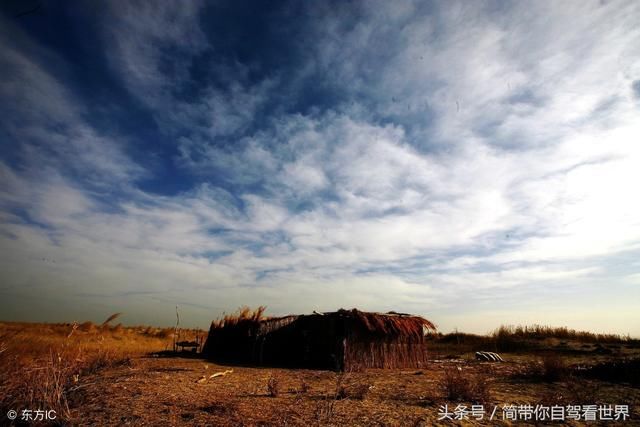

left=1, top=1, right=639, bottom=334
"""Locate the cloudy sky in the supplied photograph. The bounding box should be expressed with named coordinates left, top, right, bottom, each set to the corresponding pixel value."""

left=1, top=1, right=639, bottom=334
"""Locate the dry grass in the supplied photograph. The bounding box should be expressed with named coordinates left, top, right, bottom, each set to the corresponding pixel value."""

left=493, top=324, right=633, bottom=343
left=210, top=306, right=267, bottom=329
left=340, top=382, right=371, bottom=400
left=100, top=313, right=123, bottom=327
left=267, top=372, right=280, bottom=397
left=439, top=366, right=492, bottom=404
left=515, top=354, right=569, bottom=383
left=64, top=355, right=640, bottom=426
left=580, top=357, right=640, bottom=386
left=313, top=395, right=337, bottom=425
left=334, top=372, right=372, bottom=401
left=428, top=323, right=639, bottom=357
left=298, top=378, right=311, bottom=394
left=0, top=320, right=199, bottom=423
left=540, top=353, right=568, bottom=381
left=3, top=320, right=639, bottom=425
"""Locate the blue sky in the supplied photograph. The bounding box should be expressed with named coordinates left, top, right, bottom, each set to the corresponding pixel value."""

left=1, top=1, right=639, bottom=334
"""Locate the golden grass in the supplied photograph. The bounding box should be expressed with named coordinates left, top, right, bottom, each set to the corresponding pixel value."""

left=267, top=372, right=280, bottom=397
left=439, top=366, right=492, bottom=404
left=210, top=305, right=267, bottom=328
left=2, top=320, right=638, bottom=425
left=0, top=321, right=200, bottom=422
left=493, top=324, right=633, bottom=343
left=100, top=312, right=123, bottom=327
left=427, top=323, right=639, bottom=356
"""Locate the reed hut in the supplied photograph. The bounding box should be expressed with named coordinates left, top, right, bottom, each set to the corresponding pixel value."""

left=202, top=308, right=436, bottom=370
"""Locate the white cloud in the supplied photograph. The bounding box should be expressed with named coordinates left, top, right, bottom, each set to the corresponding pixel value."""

left=1, top=1, right=640, bottom=333
left=0, top=20, right=145, bottom=186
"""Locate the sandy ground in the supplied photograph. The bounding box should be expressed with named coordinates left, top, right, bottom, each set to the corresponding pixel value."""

left=66, top=355, right=640, bottom=426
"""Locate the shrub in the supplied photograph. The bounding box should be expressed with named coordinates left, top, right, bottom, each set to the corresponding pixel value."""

left=492, top=326, right=530, bottom=352
left=111, top=323, right=124, bottom=334
left=541, top=354, right=568, bottom=382
left=517, top=354, right=568, bottom=382
left=156, top=328, right=174, bottom=339
left=345, top=383, right=371, bottom=400
left=336, top=382, right=370, bottom=400
left=298, top=379, right=310, bottom=394
left=335, top=373, right=348, bottom=400
left=564, top=378, right=601, bottom=404
left=439, top=367, right=491, bottom=404
left=492, top=324, right=634, bottom=344
left=267, top=373, right=280, bottom=397
left=78, top=321, right=97, bottom=333
left=580, top=357, right=640, bottom=386
left=314, top=397, right=336, bottom=424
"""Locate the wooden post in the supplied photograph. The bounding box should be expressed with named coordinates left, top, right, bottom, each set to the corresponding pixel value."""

left=173, top=305, right=180, bottom=352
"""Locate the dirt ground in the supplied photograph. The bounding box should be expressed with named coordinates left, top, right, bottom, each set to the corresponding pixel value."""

left=67, top=354, right=640, bottom=426
left=3, top=322, right=638, bottom=426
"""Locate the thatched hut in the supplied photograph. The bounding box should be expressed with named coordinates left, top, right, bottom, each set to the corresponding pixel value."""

left=202, top=308, right=436, bottom=370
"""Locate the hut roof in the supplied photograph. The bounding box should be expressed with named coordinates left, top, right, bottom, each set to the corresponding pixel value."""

left=208, top=307, right=437, bottom=338
left=257, top=315, right=300, bottom=334
left=211, top=308, right=436, bottom=337
left=329, top=308, right=437, bottom=338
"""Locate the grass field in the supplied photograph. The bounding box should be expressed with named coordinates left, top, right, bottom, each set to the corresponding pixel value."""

left=1, top=320, right=639, bottom=426
left=0, top=318, right=203, bottom=423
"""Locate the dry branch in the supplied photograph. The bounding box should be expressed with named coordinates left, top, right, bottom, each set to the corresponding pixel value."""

left=101, top=313, right=122, bottom=327
left=196, top=369, right=234, bottom=383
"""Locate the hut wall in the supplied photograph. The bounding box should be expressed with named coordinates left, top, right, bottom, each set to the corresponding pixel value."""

left=202, top=321, right=258, bottom=365
left=203, top=315, right=343, bottom=369
left=340, top=312, right=430, bottom=370
left=256, top=315, right=342, bottom=369
left=203, top=310, right=432, bottom=370
left=343, top=336, right=428, bottom=370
